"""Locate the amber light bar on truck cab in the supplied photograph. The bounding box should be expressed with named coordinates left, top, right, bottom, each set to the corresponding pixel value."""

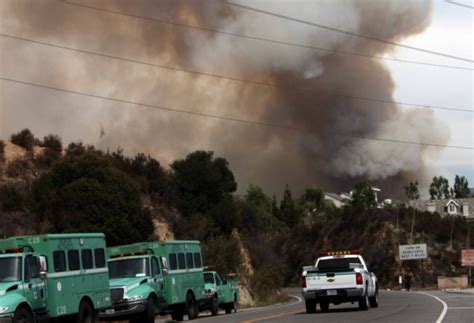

left=0, top=248, right=24, bottom=254
left=109, top=250, right=152, bottom=258
left=319, top=250, right=361, bottom=257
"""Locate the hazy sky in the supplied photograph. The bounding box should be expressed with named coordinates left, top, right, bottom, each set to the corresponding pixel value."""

left=386, top=0, right=473, bottom=186
left=0, top=0, right=472, bottom=196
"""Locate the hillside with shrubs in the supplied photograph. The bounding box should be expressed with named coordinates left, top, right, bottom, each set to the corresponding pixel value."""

left=0, top=129, right=472, bottom=304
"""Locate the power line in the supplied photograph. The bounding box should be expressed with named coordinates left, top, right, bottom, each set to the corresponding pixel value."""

left=2, top=33, right=472, bottom=114
left=445, top=0, right=474, bottom=9
left=1, top=76, right=473, bottom=150
left=226, top=1, right=474, bottom=64
left=56, top=0, right=473, bottom=71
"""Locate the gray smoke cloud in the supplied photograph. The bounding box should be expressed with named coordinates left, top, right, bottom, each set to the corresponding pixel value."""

left=0, top=0, right=448, bottom=197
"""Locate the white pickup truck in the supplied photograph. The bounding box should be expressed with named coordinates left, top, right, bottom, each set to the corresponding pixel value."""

left=301, top=252, right=378, bottom=313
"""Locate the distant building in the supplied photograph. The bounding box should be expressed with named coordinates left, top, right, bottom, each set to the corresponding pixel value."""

left=324, top=192, right=350, bottom=208
left=409, top=198, right=474, bottom=219
left=324, top=187, right=386, bottom=208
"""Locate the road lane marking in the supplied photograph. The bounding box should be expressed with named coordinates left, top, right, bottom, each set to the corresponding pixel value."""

left=239, top=296, right=302, bottom=323
left=240, top=309, right=304, bottom=323
left=418, top=292, right=448, bottom=323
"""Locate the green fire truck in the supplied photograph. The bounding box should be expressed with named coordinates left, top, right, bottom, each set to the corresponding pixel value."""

left=202, top=271, right=239, bottom=315
left=0, top=233, right=111, bottom=323
left=99, top=240, right=206, bottom=322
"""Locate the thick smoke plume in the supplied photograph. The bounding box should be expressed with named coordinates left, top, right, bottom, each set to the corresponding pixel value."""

left=0, top=0, right=448, bottom=197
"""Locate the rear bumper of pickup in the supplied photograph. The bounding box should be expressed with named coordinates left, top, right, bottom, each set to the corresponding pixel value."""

left=303, top=288, right=364, bottom=303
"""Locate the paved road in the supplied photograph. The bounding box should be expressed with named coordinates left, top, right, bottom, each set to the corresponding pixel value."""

left=156, top=288, right=473, bottom=323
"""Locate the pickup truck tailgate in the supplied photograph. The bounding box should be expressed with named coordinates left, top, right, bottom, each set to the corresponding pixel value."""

left=305, top=270, right=356, bottom=290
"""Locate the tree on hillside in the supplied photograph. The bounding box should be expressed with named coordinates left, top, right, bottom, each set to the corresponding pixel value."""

left=35, top=134, right=63, bottom=167
left=429, top=176, right=451, bottom=200
left=33, top=154, right=153, bottom=246
left=42, top=134, right=62, bottom=153
left=11, top=129, right=35, bottom=151
left=351, top=179, right=377, bottom=209
left=279, top=185, right=301, bottom=227
left=65, top=142, right=97, bottom=156
left=453, top=175, right=470, bottom=198
left=271, top=195, right=280, bottom=220
left=404, top=181, right=420, bottom=201
left=171, top=151, right=237, bottom=216
left=245, top=184, right=272, bottom=212
left=300, top=187, right=325, bottom=216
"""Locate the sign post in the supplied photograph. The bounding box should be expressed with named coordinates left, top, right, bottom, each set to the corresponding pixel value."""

left=399, top=244, right=428, bottom=288
left=461, top=249, right=474, bottom=288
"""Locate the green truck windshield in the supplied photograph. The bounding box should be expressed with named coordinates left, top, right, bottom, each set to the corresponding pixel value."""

left=0, top=257, right=21, bottom=282
left=108, top=258, right=149, bottom=278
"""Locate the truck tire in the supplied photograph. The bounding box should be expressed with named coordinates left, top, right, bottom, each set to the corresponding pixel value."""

left=141, top=297, right=156, bottom=323
left=369, top=288, right=379, bottom=308
left=232, top=294, right=238, bottom=313
left=305, top=299, right=316, bottom=313
left=210, top=296, right=219, bottom=316
left=185, top=293, right=198, bottom=320
left=77, top=301, right=97, bottom=323
left=13, top=306, right=33, bottom=323
left=359, top=293, right=369, bottom=311
left=320, top=301, right=329, bottom=312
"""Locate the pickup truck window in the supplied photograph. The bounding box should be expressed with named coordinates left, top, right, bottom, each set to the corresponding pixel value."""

left=0, top=257, right=21, bottom=282
left=317, top=257, right=361, bottom=272
left=204, top=272, right=214, bottom=284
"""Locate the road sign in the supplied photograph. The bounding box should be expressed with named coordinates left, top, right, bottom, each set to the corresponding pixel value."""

left=399, top=244, right=427, bottom=260
left=461, top=249, right=474, bottom=267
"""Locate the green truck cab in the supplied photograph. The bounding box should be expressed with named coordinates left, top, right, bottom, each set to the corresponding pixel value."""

left=202, top=271, right=239, bottom=316
left=100, top=240, right=206, bottom=322
left=99, top=242, right=166, bottom=323
left=0, top=233, right=111, bottom=323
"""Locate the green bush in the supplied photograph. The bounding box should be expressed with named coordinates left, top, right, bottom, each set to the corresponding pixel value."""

left=10, top=129, right=35, bottom=151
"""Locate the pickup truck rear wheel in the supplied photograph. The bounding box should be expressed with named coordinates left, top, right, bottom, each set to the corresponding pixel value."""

left=359, top=293, right=369, bottom=310
left=13, top=307, right=33, bottom=323
left=305, top=299, right=316, bottom=313
left=320, top=301, right=329, bottom=312
left=369, top=288, right=379, bottom=308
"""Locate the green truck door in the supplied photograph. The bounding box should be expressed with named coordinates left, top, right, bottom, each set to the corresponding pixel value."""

left=151, top=257, right=164, bottom=298
left=23, top=255, right=46, bottom=310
